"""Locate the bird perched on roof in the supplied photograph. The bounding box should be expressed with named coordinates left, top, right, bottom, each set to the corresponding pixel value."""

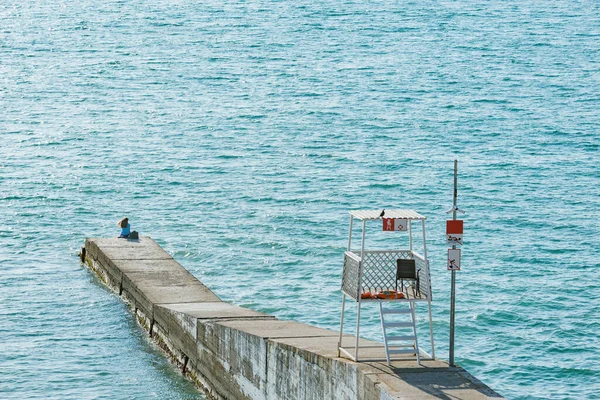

left=379, top=209, right=385, bottom=218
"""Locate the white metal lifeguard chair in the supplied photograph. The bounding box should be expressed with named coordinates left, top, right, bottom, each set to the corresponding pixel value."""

left=337, top=209, right=435, bottom=365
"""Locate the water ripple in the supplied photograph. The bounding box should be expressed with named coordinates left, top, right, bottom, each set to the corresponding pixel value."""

left=1, top=0, right=600, bottom=399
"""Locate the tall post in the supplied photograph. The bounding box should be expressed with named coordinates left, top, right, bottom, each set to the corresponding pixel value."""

left=337, top=294, right=346, bottom=357
left=422, top=219, right=435, bottom=359
left=449, top=160, right=458, bottom=367
left=339, top=215, right=354, bottom=357
left=355, top=220, right=367, bottom=361
left=347, top=215, right=354, bottom=251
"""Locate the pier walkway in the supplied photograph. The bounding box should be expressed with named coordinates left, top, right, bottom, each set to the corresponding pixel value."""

left=83, top=236, right=503, bottom=400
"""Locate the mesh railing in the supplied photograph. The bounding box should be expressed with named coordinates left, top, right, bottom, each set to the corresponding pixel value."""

left=341, top=250, right=431, bottom=301
left=341, top=252, right=361, bottom=300
left=361, top=250, right=412, bottom=292
left=413, top=251, right=432, bottom=300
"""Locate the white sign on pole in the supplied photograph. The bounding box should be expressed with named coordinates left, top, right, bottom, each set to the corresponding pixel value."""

left=446, top=234, right=463, bottom=246
left=447, top=248, right=461, bottom=271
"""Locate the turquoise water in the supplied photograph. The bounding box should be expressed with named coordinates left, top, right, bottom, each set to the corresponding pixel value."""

left=1, top=0, right=599, bottom=398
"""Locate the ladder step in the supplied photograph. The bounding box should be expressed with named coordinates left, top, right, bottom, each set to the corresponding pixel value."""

left=383, top=322, right=413, bottom=328
left=381, top=308, right=412, bottom=314
left=386, top=335, right=415, bottom=342
left=388, top=349, right=417, bottom=355
left=388, top=344, right=416, bottom=348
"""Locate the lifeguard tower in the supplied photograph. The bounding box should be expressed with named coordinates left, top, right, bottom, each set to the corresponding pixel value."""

left=337, top=210, right=435, bottom=365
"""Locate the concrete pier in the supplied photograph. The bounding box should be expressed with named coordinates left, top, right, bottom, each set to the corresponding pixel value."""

left=83, top=237, right=503, bottom=400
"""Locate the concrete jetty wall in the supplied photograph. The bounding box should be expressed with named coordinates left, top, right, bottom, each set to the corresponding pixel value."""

left=82, top=237, right=503, bottom=400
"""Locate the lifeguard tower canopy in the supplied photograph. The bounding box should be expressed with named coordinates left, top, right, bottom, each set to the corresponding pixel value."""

left=349, top=209, right=426, bottom=221
left=341, top=209, right=432, bottom=303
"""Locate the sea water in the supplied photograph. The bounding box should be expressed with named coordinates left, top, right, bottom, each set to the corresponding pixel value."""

left=1, top=1, right=599, bottom=399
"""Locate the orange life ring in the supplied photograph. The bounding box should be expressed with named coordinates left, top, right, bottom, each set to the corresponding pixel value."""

left=376, top=290, right=405, bottom=300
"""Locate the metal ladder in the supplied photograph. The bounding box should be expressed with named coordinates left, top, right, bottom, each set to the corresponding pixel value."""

left=379, top=302, right=420, bottom=365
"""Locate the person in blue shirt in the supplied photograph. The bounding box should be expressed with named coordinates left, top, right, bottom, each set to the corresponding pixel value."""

left=118, top=218, right=131, bottom=238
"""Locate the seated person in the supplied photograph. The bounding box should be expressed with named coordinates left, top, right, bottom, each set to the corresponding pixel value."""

left=117, top=218, right=130, bottom=238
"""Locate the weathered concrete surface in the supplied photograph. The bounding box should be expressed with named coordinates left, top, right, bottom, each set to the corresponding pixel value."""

left=83, top=237, right=504, bottom=400
left=160, top=302, right=274, bottom=321
left=218, top=319, right=344, bottom=339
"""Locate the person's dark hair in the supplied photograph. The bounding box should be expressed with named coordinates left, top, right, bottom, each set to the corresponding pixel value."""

left=120, top=218, right=129, bottom=228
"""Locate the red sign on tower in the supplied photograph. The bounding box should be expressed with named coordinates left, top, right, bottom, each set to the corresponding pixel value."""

left=383, top=218, right=394, bottom=231
left=383, top=218, right=408, bottom=231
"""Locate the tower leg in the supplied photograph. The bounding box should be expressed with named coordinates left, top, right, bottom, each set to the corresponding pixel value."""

left=355, top=300, right=362, bottom=361
left=428, top=300, right=435, bottom=359
left=337, top=294, right=346, bottom=357
left=410, top=302, right=421, bottom=365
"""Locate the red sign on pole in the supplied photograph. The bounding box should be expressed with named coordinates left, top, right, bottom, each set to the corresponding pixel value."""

left=446, top=220, right=463, bottom=234
left=446, top=220, right=464, bottom=246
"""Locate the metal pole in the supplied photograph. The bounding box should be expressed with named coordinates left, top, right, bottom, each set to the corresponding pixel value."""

left=339, top=215, right=354, bottom=357
left=338, top=294, right=346, bottom=357
left=355, top=220, right=367, bottom=361
left=360, top=220, right=366, bottom=261
left=428, top=301, right=435, bottom=359
left=421, top=220, right=428, bottom=274
left=347, top=215, right=354, bottom=251
left=355, top=301, right=361, bottom=361
left=449, top=160, right=458, bottom=367
left=422, top=219, right=435, bottom=359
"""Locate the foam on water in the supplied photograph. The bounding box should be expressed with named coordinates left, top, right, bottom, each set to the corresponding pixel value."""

left=1, top=1, right=599, bottom=399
